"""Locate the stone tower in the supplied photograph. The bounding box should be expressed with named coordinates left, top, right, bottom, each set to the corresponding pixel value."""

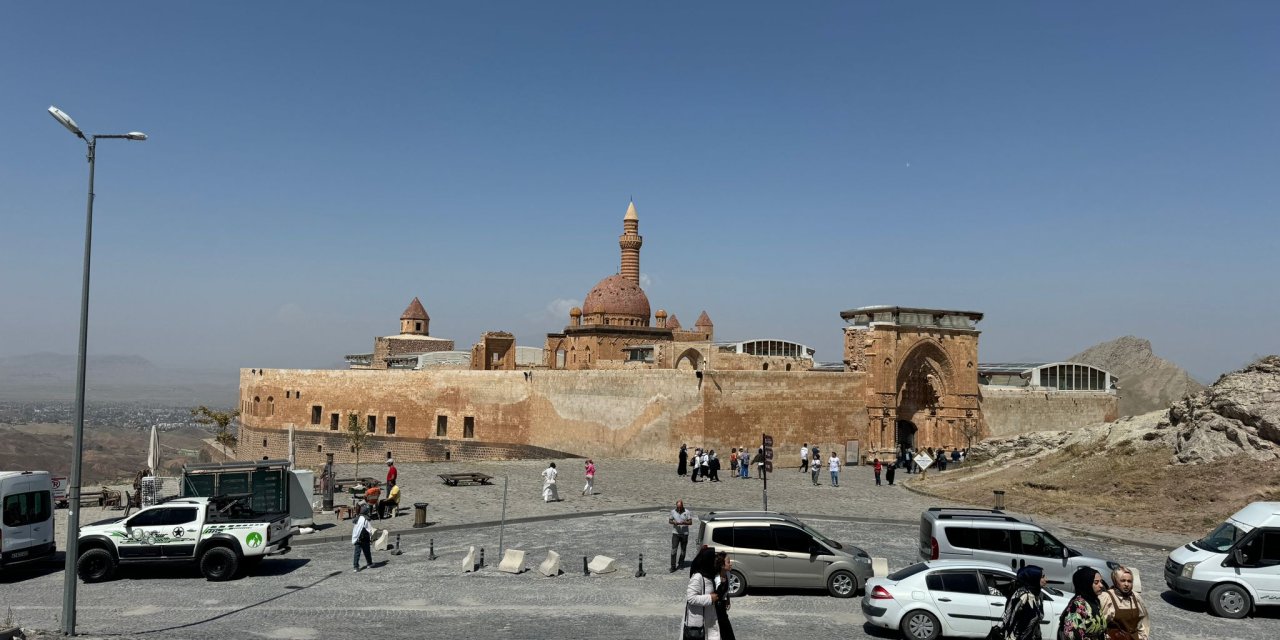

left=400, top=297, right=430, bottom=336
left=619, top=201, right=642, bottom=285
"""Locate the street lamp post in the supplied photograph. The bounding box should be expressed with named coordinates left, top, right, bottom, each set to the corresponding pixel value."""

left=49, top=106, right=146, bottom=636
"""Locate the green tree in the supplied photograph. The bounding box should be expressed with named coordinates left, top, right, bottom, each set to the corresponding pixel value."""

left=191, top=406, right=240, bottom=461
left=343, top=412, right=372, bottom=478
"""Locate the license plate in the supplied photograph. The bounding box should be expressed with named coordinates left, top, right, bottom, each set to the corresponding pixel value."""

left=12, top=551, right=28, bottom=559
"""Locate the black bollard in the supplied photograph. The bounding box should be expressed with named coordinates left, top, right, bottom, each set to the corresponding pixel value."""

left=635, top=553, right=646, bottom=578
left=583, top=556, right=590, bottom=576
left=391, top=534, right=403, bottom=556
left=480, top=547, right=486, bottom=568
left=428, top=538, right=438, bottom=561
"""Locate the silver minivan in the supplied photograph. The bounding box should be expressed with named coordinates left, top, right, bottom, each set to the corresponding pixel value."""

left=919, top=507, right=1119, bottom=588
left=698, top=511, right=874, bottom=598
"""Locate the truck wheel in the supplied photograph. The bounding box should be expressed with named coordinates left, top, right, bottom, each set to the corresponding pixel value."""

left=200, top=546, right=240, bottom=581
left=76, top=548, right=116, bottom=582
left=1209, top=583, right=1251, bottom=619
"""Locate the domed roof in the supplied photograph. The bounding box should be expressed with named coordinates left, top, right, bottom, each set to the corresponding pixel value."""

left=582, top=274, right=651, bottom=319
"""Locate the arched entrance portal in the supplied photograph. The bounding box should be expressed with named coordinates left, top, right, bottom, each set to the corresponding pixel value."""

left=675, top=348, right=703, bottom=371
left=896, top=420, right=917, bottom=451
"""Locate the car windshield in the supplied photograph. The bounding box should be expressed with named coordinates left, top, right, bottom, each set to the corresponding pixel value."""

left=1193, top=522, right=1246, bottom=552
left=800, top=522, right=842, bottom=549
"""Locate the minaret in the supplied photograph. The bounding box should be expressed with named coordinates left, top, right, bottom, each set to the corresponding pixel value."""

left=619, top=200, right=642, bottom=285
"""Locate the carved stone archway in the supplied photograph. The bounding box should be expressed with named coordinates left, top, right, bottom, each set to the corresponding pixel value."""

left=675, top=348, right=704, bottom=371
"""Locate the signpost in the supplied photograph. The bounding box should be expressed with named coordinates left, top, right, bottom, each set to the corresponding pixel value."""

left=914, top=452, right=934, bottom=477
left=761, top=434, right=774, bottom=510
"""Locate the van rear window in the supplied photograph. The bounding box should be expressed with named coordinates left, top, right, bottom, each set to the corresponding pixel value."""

left=2, top=490, right=52, bottom=527
left=944, top=526, right=979, bottom=549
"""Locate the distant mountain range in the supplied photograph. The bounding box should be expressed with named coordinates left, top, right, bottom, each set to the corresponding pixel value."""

left=0, top=352, right=238, bottom=405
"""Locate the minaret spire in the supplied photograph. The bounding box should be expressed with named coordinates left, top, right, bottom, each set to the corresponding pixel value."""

left=619, top=200, right=642, bottom=285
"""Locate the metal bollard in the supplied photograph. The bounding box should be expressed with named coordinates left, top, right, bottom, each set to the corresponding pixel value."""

left=635, top=553, right=646, bottom=578
left=428, top=538, right=438, bottom=561
left=480, top=547, right=485, bottom=568
left=391, top=534, right=403, bottom=556
left=583, top=556, right=589, bottom=576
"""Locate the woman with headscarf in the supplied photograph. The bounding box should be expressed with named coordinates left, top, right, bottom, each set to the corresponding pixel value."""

left=712, top=551, right=736, bottom=640
left=999, top=565, right=1045, bottom=640
left=1099, top=566, right=1149, bottom=640
left=678, top=444, right=688, bottom=477
left=683, top=547, right=720, bottom=639
left=1058, top=567, right=1107, bottom=640
left=541, top=462, right=560, bottom=503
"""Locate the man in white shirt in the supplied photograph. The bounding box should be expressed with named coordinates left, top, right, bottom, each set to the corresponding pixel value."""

left=799, top=443, right=809, bottom=472
left=669, top=500, right=694, bottom=572
left=829, top=451, right=842, bottom=487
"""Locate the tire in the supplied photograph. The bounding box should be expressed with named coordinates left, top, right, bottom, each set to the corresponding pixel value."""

left=900, top=609, right=941, bottom=640
left=200, top=546, right=240, bottom=582
left=827, top=569, right=858, bottom=598
left=76, top=548, right=116, bottom=583
left=726, top=569, right=747, bottom=598
left=1208, top=583, right=1251, bottom=619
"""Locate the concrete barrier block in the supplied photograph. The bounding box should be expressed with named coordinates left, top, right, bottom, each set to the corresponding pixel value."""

left=373, top=529, right=390, bottom=551
left=871, top=557, right=889, bottom=578
left=462, top=545, right=476, bottom=572
left=588, top=555, right=618, bottom=574
left=498, top=549, right=526, bottom=574
left=539, top=550, right=562, bottom=577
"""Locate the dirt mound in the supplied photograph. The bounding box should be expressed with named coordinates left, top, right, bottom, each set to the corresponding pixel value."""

left=1168, top=355, right=1280, bottom=464
left=1070, top=336, right=1203, bottom=416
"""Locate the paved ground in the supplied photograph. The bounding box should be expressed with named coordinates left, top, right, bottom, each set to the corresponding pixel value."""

left=11, top=458, right=1270, bottom=639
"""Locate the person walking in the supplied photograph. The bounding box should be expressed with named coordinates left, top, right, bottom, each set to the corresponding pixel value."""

left=873, top=458, right=882, bottom=486
left=799, top=443, right=809, bottom=472
left=708, top=451, right=721, bottom=482
left=810, top=456, right=821, bottom=485
left=1000, top=565, right=1046, bottom=640
left=691, top=448, right=701, bottom=482
left=728, top=448, right=738, bottom=478
left=678, top=444, right=688, bottom=477
left=701, top=450, right=711, bottom=480
left=1058, top=567, right=1107, bottom=640
left=713, top=550, right=736, bottom=640
left=683, top=547, right=721, bottom=640
left=583, top=459, right=596, bottom=496
left=541, top=462, right=560, bottom=502
left=669, top=500, right=694, bottom=572
left=1100, top=566, right=1149, bottom=640
left=904, top=448, right=914, bottom=474
left=739, top=446, right=750, bottom=478
left=885, top=460, right=896, bottom=486
left=754, top=447, right=765, bottom=479
left=828, top=451, right=841, bottom=487
left=351, top=504, right=374, bottom=572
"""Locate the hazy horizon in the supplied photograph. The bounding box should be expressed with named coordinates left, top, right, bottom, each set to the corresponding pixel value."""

left=3, top=2, right=1277, bottom=385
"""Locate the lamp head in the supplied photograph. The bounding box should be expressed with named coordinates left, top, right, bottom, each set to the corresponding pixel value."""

left=126, top=132, right=147, bottom=141
left=48, top=106, right=85, bottom=138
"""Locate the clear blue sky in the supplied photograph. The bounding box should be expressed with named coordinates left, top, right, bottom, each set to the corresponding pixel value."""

left=2, top=2, right=1277, bottom=382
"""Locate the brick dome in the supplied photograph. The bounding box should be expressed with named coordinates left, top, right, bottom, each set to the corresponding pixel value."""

left=582, top=274, right=651, bottom=320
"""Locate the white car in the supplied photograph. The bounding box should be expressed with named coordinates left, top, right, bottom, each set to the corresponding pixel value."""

left=861, top=560, right=1068, bottom=639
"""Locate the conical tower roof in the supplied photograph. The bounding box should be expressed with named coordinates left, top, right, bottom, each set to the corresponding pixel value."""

left=624, top=200, right=639, bottom=221
left=401, top=297, right=430, bottom=321
left=667, top=314, right=682, bottom=331
left=695, top=311, right=713, bottom=328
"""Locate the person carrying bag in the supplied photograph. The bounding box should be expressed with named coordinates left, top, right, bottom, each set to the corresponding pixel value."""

left=682, top=547, right=719, bottom=639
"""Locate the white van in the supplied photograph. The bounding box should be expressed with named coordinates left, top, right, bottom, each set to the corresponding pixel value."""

left=1, top=471, right=57, bottom=569
left=1165, top=502, right=1280, bottom=618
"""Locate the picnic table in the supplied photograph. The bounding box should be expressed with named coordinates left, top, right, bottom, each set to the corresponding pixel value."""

left=438, top=472, right=494, bottom=486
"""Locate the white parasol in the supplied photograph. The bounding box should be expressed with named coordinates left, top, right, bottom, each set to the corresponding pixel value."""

left=146, top=424, right=160, bottom=474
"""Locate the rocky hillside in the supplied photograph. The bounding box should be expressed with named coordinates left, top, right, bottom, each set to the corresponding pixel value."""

left=1070, top=336, right=1203, bottom=416
left=1169, top=355, right=1280, bottom=464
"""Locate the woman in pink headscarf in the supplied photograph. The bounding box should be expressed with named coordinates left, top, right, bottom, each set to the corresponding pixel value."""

left=583, top=459, right=596, bottom=496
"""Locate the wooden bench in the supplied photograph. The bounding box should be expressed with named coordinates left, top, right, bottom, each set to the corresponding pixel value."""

left=438, top=473, right=494, bottom=486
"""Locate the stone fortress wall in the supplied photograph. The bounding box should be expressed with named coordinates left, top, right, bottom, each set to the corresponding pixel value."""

left=239, top=367, right=867, bottom=468
left=979, top=387, right=1119, bottom=437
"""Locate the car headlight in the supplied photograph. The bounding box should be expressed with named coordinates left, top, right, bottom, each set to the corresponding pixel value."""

left=1181, top=561, right=1199, bottom=578
left=856, top=556, right=871, bottom=563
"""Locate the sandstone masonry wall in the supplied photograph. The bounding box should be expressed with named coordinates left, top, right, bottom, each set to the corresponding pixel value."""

left=979, top=387, right=1118, bottom=437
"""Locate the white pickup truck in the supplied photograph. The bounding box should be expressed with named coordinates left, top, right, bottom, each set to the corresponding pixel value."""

left=75, top=494, right=291, bottom=582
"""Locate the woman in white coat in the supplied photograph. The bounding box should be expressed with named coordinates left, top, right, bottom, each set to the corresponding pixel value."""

left=682, top=547, right=720, bottom=640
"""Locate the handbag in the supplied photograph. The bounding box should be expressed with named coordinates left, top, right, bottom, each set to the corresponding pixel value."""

left=682, top=576, right=706, bottom=640
left=357, top=523, right=371, bottom=545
